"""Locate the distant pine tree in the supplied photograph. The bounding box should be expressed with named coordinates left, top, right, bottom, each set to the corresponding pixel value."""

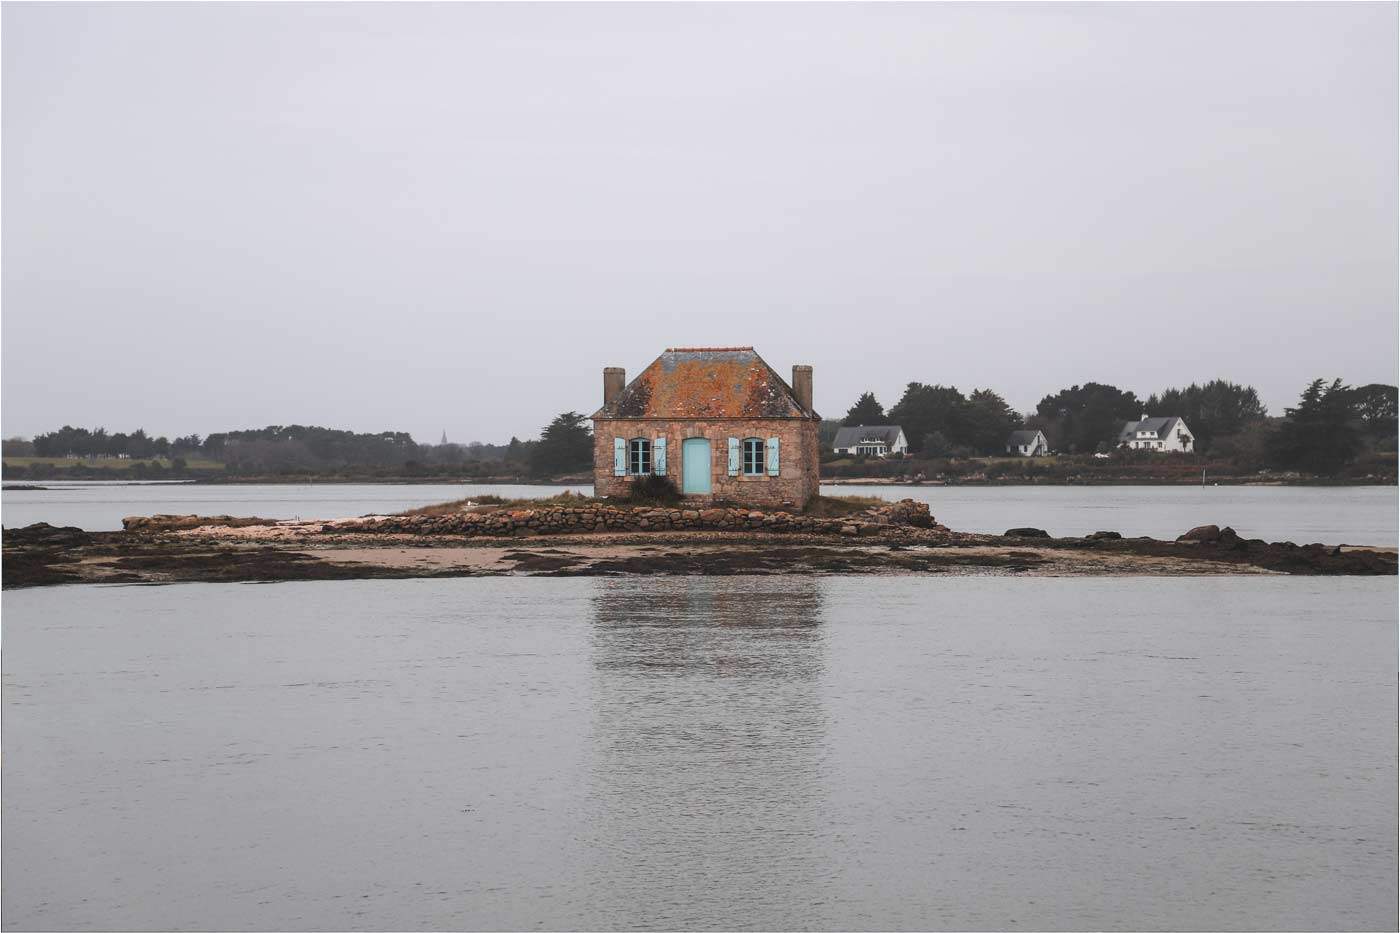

left=1349, top=384, right=1398, bottom=437
left=889, top=383, right=973, bottom=453
left=1267, top=378, right=1360, bottom=475
left=965, top=388, right=1024, bottom=454
left=529, top=413, right=592, bottom=477
left=842, top=392, right=887, bottom=426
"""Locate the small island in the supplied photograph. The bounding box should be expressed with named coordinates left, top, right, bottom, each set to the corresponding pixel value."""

left=4, top=492, right=1393, bottom=589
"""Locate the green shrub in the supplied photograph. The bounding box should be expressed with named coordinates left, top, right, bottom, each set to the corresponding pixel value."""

left=627, top=474, right=682, bottom=505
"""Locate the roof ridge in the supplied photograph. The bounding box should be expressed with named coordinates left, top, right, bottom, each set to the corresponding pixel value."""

left=665, top=346, right=754, bottom=352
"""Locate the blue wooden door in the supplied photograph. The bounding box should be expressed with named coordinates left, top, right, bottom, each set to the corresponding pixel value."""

left=682, top=438, right=712, bottom=494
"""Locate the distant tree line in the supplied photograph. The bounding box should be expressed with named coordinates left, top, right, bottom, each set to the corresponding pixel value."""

left=203, top=426, right=418, bottom=471
left=26, top=426, right=203, bottom=460
left=835, top=386, right=1024, bottom=456
left=9, top=415, right=598, bottom=479
left=832, top=377, right=1397, bottom=475
left=1265, top=380, right=1396, bottom=476
left=9, top=379, right=1395, bottom=480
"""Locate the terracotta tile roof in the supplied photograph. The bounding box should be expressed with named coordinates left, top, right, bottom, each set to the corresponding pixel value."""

left=594, top=348, right=816, bottom=420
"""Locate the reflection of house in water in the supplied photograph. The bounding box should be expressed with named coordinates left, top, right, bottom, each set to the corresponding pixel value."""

left=578, top=578, right=836, bottom=928
left=589, top=577, right=825, bottom=679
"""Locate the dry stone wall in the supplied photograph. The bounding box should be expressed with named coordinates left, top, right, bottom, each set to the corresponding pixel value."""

left=322, top=498, right=939, bottom=539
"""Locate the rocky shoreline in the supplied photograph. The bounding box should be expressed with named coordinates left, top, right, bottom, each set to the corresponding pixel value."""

left=3, top=498, right=1394, bottom=588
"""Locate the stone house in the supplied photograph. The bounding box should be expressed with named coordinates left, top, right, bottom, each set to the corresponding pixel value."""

left=591, top=347, right=821, bottom=507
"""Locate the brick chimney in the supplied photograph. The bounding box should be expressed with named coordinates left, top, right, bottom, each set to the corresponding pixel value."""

left=603, top=367, right=625, bottom=406
left=792, top=365, right=813, bottom=412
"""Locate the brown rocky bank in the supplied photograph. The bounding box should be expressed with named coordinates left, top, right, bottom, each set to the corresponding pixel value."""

left=3, top=500, right=1394, bottom=589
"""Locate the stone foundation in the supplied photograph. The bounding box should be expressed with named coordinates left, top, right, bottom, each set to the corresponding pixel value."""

left=324, top=498, right=938, bottom=539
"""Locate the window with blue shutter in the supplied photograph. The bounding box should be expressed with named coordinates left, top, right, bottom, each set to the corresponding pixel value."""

left=726, top=437, right=741, bottom=476
left=766, top=437, right=780, bottom=476
left=628, top=438, right=652, bottom=475
left=613, top=437, right=626, bottom=476
left=742, top=438, right=764, bottom=475
left=654, top=437, right=667, bottom=475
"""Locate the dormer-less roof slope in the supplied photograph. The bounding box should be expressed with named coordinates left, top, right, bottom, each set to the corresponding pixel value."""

left=593, top=347, right=818, bottom=420
left=833, top=425, right=904, bottom=447
left=1119, top=417, right=1183, bottom=441
left=1007, top=430, right=1044, bottom=446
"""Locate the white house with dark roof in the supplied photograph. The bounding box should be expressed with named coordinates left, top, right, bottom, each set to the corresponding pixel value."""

left=1118, top=413, right=1194, bottom=452
left=1006, top=429, right=1049, bottom=456
left=832, top=425, right=908, bottom=457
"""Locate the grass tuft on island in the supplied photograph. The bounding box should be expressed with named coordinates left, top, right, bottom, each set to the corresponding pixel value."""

left=398, top=491, right=892, bottom=520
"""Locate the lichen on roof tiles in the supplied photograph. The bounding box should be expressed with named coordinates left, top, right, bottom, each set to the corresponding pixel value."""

left=594, top=347, right=815, bottom=420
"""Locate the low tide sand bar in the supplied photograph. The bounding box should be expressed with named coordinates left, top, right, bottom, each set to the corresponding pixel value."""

left=4, top=497, right=1393, bottom=588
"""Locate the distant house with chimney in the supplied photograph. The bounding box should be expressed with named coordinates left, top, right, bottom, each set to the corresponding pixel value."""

left=1118, top=413, right=1195, bottom=452
left=591, top=347, right=821, bottom=507
left=832, top=425, right=908, bottom=458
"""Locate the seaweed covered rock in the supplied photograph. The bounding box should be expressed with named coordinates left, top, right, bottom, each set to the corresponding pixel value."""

left=4, top=522, right=92, bottom=547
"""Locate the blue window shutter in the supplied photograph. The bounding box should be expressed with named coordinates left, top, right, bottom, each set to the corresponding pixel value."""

left=613, top=437, right=626, bottom=476
left=767, top=437, right=780, bottom=475
left=654, top=437, right=667, bottom=475
left=727, top=437, right=740, bottom=476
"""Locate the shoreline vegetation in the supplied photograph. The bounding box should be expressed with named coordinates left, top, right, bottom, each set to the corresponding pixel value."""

left=5, top=494, right=1394, bottom=589
left=5, top=475, right=1394, bottom=489
left=3, top=460, right=1396, bottom=487
left=4, top=379, right=1396, bottom=487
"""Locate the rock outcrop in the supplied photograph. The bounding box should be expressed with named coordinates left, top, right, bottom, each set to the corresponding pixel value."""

left=3, top=522, right=93, bottom=547
left=123, top=514, right=279, bottom=532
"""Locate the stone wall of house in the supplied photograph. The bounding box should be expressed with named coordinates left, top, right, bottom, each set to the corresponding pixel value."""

left=592, top=418, right=820, bottom=507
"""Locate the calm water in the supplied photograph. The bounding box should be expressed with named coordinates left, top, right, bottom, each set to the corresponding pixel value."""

left=4, top=577, right=1395, bottom=931
left=3, top=481, right=1398, bottom=545
left=831, top=483, right=1399, bottom=545
left=0, top=482, right=590, bottom=532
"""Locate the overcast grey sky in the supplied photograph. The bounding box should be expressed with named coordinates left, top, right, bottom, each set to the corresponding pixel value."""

left=3, top=2, right=1395, bottom=443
